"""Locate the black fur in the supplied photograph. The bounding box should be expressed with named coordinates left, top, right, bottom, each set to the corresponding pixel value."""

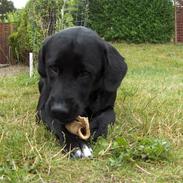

left=36, top=27, right=127, bottom=151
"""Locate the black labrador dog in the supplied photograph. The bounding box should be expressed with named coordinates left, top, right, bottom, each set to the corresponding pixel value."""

left=36, top=27, right=127, bottom=158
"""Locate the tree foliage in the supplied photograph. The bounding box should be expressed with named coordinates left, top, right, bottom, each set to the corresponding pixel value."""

left=88, top=0, right=174, bottom=43
left=9, top=0, right=75, bottom=63
left=0, top=0, right=15, bottom=21
left=73, top=0, right=89, bottom=26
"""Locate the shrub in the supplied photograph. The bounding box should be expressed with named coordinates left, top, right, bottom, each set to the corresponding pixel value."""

left=88, top=0, right=174, bottom=43
left=9, top=0, right=75, bottom=64
left=9, top=10, right=30, bottom=64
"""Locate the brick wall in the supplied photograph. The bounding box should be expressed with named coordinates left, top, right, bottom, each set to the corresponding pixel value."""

left=176, top=6, right=183, bottom=42
left=0, top=23, right=14, bottom=64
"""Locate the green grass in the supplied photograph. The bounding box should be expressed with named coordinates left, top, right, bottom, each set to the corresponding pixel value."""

left=0, top=43, right=183, bottom=183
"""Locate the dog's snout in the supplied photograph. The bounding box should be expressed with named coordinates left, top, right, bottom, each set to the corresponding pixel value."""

left=51, top=102, right=69, bottom=117
left=49, top=97, right=81, bottom=122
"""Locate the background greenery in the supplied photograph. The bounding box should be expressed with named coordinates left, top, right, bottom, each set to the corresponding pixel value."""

left=6, top=0, right=174, bottom=64
left=88, top=0, right=174, bottom=43
left=0, top=0, right=15, bottom=21
left=9, top=0, right=66, bottom=63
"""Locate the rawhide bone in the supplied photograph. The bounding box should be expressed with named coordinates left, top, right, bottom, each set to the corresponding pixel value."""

left=65, top=116, right=90, bottom=140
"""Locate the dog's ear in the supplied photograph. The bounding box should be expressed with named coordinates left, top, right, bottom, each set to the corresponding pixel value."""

left=38, top=37, right=51, bottom=77
left=38, top=46, right=47, bottom=77
left=103, top=43, right=127, bottom=91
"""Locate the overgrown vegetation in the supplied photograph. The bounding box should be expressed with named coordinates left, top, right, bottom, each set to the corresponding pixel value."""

left=8, top=0, right=77, bottom=63
left=0, top=0, right=15, bottom=22
left=89, top=0, right=174, bottom=43
left=0, top=43, right=183, bottom=182
left=7, top=0, right=175, bottom=64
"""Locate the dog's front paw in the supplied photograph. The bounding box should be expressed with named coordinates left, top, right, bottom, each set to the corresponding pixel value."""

left=64, top=134, right=93, bottom=158
left=72, top=144, right=93, bottom=158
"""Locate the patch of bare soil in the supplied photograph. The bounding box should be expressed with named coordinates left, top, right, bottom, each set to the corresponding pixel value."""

left=0, top=65, right=28, bottom=77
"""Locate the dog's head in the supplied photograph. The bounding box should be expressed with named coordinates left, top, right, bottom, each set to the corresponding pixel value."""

left=38, top=27, right=127, bottom=123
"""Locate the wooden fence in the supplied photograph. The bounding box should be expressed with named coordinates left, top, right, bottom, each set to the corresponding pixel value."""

left=0, top=23, right=14, bottom=64
left=175, top=0, right=183, bottom=43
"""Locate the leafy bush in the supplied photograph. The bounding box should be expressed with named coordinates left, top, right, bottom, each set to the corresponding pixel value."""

left=9, top=10, right=30, bottom=64
left=88, top=0, right=174, bottom=43
left=9, top=0, right=75, bottom=64
left=0, top=0, right=16, bottom=22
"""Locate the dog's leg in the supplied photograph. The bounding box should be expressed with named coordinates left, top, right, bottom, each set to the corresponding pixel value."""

left=36, top=79, right=50, bottom=122
left=90, top=108, right=115, bottom=141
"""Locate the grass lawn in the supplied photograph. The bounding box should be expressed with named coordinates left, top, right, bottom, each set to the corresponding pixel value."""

left=0, top=43, right=183, bottom=183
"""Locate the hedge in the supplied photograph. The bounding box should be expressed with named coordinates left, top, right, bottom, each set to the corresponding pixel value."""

left=88, top=0, right=174, bottom=43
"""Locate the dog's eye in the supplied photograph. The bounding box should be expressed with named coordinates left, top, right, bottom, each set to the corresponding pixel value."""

left=78, top=71, right=89, bottom=78
left=48, top=65, right=59, bottom=79
left=50, top=66, right=58, bottom=73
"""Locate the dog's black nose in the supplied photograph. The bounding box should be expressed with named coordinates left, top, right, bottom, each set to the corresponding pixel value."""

left=51, top=102, right=69, bottom=117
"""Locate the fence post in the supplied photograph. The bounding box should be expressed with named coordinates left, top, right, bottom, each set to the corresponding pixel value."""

left=29, top=52, right=33, bottom=78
